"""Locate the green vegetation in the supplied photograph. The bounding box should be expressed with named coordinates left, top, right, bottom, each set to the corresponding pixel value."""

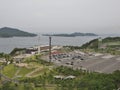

left=65, top=37, right=120, bottom=55
left=18, top=67, right=35, bottom=77
left=10, top=48, right=26, bottom=56
left=0, top=53, right=52, bottom=78
left=102, top=37, right=120, bottom=43
left=1, top=51, right=120, bottom=90
left=81, top=38, right=98, bottom=49
left=0, top=53, right=5, bottom=57
left=81, top=37, right=120, bottom=49
left=1, top=66, right=120, bottom=90
left=2, top=64, right=18, bottom=78
left=79, top=37, right=120, bottom=55
left=0, top=53, right=13, bottom=64
left=0, top=27, right=37, bottom=37
left=24, top=54, right=53, bottom=66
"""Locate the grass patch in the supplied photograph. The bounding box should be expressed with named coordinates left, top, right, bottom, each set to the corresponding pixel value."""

left=106, top=41, right=120, bottom=45
left=2, top=64, right=18, bottom=78
left=29, top=62, right=42, bottom=67
left=18, top=67, right=35, bottom=77
left=34, top=86, right=56, bottom=90
left=0, top=62, right=3, bottom=65
left=30, top=67, right=48, bottom=77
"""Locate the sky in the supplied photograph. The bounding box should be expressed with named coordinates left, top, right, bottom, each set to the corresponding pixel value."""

left=0, top=0, right=120, bottom=34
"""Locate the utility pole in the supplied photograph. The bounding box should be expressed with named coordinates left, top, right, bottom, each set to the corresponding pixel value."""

left=49, top=36, right=52, bottom=62
left=38, top=35, right=41, bottom=54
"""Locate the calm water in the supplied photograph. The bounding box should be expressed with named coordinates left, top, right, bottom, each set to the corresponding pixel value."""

left=0, top=35, right=111, bottom=53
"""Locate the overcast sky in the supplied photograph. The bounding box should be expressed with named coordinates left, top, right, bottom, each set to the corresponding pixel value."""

left=0, top=0, right=120, bottom=34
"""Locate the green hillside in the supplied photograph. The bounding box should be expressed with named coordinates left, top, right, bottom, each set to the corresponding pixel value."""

left=81, top=37, right=120, bottom=49
left=0, top=27, right=37, bottom=37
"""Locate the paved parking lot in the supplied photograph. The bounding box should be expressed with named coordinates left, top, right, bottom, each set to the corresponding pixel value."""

left=43, top=51, right=120, bottom=73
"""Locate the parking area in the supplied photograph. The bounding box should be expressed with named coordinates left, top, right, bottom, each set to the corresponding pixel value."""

left=43, top=51, right=120, bottom=73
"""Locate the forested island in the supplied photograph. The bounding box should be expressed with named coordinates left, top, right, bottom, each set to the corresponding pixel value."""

left=43, top=32, right=98, bottom=37
left=0, top=27, right=37, bottom=37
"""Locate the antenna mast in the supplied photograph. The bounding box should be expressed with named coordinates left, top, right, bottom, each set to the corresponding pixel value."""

left=38, top=35, right=41, bottom=54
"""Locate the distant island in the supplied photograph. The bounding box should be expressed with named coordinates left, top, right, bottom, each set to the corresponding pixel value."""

left=43, top=32, right=98, bottom=37
left=0, top=27, right=37, bottom=37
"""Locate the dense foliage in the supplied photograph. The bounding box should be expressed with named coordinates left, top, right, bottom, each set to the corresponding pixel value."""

left=81, top=39, right=99, bottom=49
left=0, top=53, right=13, bottom=64
left=10, top=48, right=26, bottom=56
left=0, top=66, right=120, bottom=90
left=103, top=37, right=120, bottom=43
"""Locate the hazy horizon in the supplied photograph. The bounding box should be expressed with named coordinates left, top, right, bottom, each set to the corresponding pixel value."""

left=0, top=0, right=120, bottom=35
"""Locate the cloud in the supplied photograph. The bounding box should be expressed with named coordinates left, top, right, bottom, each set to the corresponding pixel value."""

left=0, top=0, right=120, bottom=34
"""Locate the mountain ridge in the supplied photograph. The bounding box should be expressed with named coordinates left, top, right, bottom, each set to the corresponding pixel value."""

left=43, top=32, right=98, bottom=37
left=0, top=27, right=37, bottom=37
